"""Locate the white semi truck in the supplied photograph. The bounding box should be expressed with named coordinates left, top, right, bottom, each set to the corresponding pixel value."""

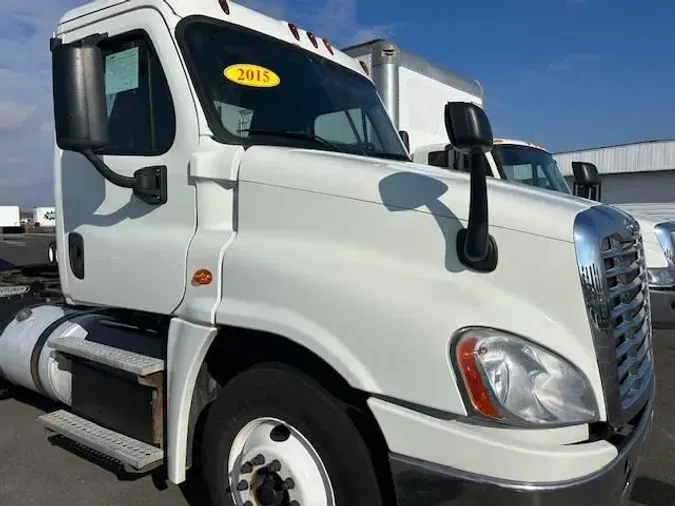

left=0, top=2, right=654, bottom=505
left=344, top=39, right=675, bottom=330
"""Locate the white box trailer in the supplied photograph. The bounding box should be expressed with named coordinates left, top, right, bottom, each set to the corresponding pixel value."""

left=342, top=39, right=483, bottom=155
left=0, top=206, right=22, bottom=233
left=33, top=207, right=56, bottom=228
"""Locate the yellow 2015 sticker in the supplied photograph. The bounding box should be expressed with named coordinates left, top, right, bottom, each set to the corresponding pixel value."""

left=224, top=64, right=280, bottom=88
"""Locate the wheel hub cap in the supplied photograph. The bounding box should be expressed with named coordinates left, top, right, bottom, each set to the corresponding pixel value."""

left=227, top=417, right=335, bottom=506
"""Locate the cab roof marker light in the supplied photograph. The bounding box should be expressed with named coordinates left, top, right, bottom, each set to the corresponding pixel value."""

left=359, top=60, right=369, bottom=75
left=218, top=0, right=230, bottom=15
left=306, top=31, right=319, bottom=48
left=322, top=38, right=334, bottom=55
left=288, top=23, right=300, bottom=41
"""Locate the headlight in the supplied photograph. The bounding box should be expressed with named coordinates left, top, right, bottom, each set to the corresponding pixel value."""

left=452, top=328, right=598, bottom=426
left=648, top=267, right=675, bottom=288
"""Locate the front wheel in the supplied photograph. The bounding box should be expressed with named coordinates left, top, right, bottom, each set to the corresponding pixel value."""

left=201, top=364, right=385, bottom=506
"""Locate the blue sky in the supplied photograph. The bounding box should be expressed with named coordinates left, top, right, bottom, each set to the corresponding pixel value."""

left=0, top=0, right=672, bottom=205
left=336, top=0, right=675, bottom=153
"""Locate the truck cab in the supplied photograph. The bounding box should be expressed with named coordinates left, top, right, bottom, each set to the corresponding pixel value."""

left=0, top=3, right=654, bottom=505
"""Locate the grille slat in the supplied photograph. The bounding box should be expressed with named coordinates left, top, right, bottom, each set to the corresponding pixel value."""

left=574, top=206, right=654, bottom=428
left=608, top=276, right=643, bottom=300
left=613, top=305, right=648, bottom=340
left=615, top=317, right=650, bottom=361
left=605, top=260, right=642, bottom=280
left=610, top=291, right=645, bottom=321
left=617, top=337, right=650, bottom=380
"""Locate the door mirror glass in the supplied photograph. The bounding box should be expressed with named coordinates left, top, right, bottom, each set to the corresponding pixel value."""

left=52, top=42, right=109, bottom=152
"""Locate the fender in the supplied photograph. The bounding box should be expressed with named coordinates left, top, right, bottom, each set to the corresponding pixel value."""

left=166, top=317, right=217, bottom=484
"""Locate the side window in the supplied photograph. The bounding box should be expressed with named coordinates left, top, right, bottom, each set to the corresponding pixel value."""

left=99, top=32, right=176, bottom=155
left=428, top=150, right=448, bottom=168
left=427, top=150, right=473, bottom=173
left=314, top=108, right=385, bottom=148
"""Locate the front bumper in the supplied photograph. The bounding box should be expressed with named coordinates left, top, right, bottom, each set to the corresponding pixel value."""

left=650, top=288, right=675, bottom=329
left=388, top=397, right=654, bottom=506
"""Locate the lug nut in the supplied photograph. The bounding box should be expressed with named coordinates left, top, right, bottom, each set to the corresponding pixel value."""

left=251, top=454, right=266, bottom=466
left=236, top=480, right=249, bottom=491
left=282, top=478, right=295, bottom=490
left=240, top=462, right=253, bottom=474
left=268, top=459, right=281, bottom=473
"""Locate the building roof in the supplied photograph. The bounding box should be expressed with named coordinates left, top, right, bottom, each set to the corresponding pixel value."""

left=553, top=139, right=675, bottom=177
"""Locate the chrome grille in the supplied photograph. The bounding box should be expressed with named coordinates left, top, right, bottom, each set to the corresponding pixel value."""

left=574, top=205, right=654, bottom=427
left=602, top=227, right=653, bottom=410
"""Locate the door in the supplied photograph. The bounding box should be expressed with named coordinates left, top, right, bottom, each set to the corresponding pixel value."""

left=56, top=7, right=198, bottom=314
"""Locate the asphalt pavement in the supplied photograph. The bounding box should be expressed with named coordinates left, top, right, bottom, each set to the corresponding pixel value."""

left=0, top=232, right=54, bottom=269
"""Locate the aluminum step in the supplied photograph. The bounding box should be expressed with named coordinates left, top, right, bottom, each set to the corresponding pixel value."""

left=38, top=410, right=163, bottom=471
left=51, top=336, right=164, bottom=376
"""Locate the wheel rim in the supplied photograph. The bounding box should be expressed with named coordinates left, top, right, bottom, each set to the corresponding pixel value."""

left=227, top=417, right=335, bottom=506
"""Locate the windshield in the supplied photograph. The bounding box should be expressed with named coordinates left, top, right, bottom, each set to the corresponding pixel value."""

left=492, top=145, right=571, bottom=194
left=177, top=19, right=409, bottom=161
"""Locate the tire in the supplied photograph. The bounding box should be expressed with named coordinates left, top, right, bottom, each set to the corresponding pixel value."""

left=0, top=377, right=11, bottom=400
left=201, top=363, right=385, bottom=506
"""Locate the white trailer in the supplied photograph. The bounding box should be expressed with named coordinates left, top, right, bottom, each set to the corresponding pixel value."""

left=343, top=39, right=483, bottom=155
left=0, top=206, right=23, bottom=233
left=32, top=207, right=56, bottom=228
left=0, top=3, right=653, bottom=505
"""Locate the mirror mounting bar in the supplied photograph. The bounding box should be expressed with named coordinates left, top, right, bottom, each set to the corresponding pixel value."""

left=81, top=150, right=168, bottom=205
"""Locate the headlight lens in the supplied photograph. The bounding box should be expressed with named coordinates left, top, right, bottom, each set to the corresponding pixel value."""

left=453, top=328, right=598, bottom=426
left=648, top=267, right=675, bottom=288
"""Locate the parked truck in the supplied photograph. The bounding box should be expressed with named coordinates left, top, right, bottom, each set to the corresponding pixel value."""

left=0, top=2, right=654, bottom=505
left=344, top=39, right=675, bottom=331
left=32, top=206, right=57, bottom=228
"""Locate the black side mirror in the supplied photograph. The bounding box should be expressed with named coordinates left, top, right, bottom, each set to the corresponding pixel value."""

left=572, top=161, right=602, bottom=202
left=50, top=37, right=167, bottom=205
left=52, top=43, right=109, bottom=151
left=444, top=102, right=497, bottom=272
left=444, top=102, right=493, bottom=155
left=398, top=130, right=410, bottom=152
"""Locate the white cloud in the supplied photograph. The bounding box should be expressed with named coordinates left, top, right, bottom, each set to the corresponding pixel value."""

left=236, top=0, right=395, bottom=45
left=524, top=52, right=601, bottom=85
left=0, top=0, right=394, bottom=207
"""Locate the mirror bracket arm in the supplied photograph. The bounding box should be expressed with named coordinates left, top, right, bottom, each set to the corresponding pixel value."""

left=81, top=149, right=167, bottom=205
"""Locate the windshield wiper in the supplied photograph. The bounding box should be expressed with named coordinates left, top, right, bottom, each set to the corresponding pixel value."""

left=239, top=129, right=343, bottom=153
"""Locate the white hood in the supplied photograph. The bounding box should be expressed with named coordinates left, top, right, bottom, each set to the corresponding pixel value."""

left=617, top=207, right=671, bottom=269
